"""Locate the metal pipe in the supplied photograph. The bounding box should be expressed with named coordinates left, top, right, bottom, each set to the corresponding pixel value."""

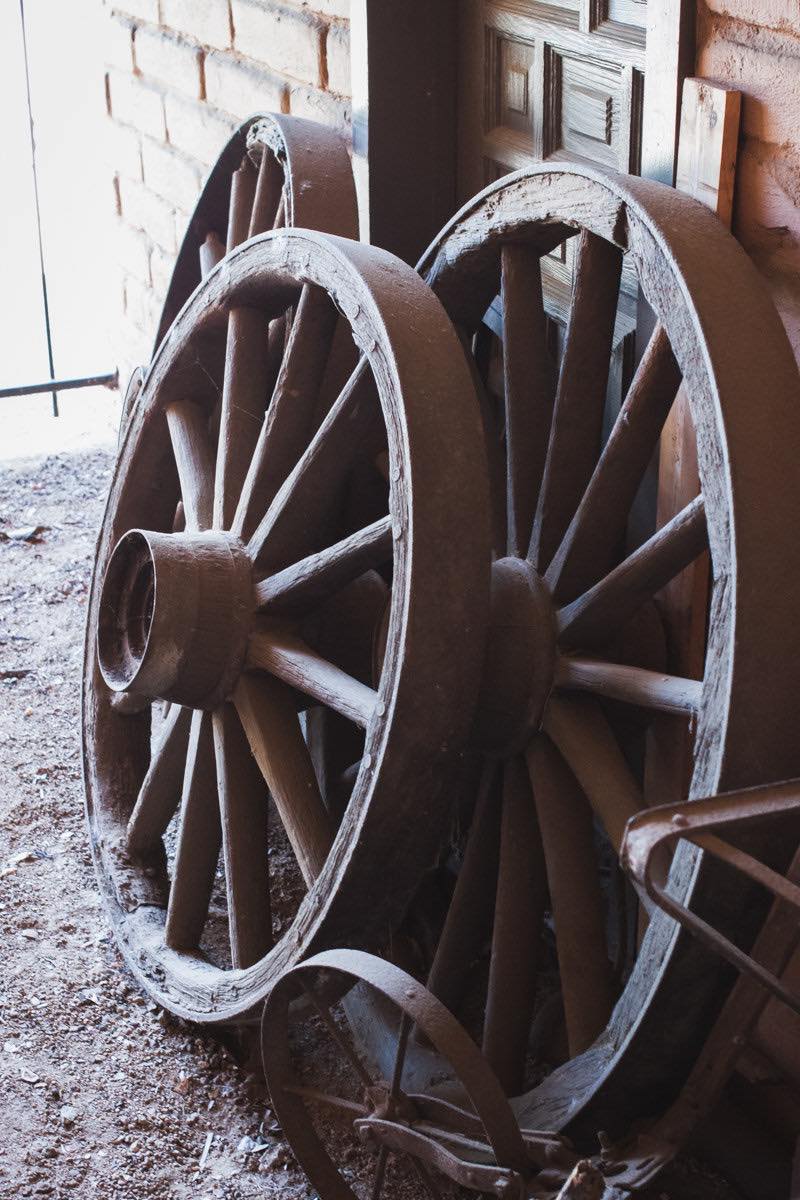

left=0, top=371, right=119, bottom=400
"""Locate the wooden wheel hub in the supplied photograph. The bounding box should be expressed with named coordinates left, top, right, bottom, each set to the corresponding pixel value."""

left=474, top=557, right=556, bottom=756
left=97, top=528, right=252, bottom=709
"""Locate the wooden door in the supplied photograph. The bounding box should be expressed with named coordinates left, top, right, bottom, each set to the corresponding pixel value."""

left=458, top=0, right=654, bottom=386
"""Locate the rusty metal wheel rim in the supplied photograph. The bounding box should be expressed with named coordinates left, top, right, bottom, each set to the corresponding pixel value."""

left=262, top=950, right=534, bottom=1200
left=413, top=163, right=800, bottom=1138
left=153, top=112, right=358, bottom=352
left=83, top=228, right=490, bottom=1023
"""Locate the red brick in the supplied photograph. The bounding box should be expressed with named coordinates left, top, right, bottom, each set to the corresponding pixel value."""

left=288, top=82, right=350, bottom=134
left=134, top=25, right=204, bottom=98
left=118, top=176, right=177, bottom=252
left=103, top=119, right=143, bottom=181
left=231, top=1, right=324, bottom=87
left=160, top=0, right=232, bottom=49
left=150, top=243, right=176, bottom=297
left=142, top=138, right=203, bottom=212
left=164, top=92, right=237, bottom=164
left=106, top=13, right=135, bottom=71
left=124, top=273, right=162, bottom=339
left=107, top=70, right=166, bottom=139
left=299, top=0, right=349, bottom=14
left=114, top=218, right=152, bottom=285
left=204, top=50, right=287, bottom=117
left=111, top=0, right=159, bottom=22
left=325, top=18, right=349, bottom=95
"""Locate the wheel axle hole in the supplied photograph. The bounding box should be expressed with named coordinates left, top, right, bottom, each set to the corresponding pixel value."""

left=98, top=530, right=156, bottom=690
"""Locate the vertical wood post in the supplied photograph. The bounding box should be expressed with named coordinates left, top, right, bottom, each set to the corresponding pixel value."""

left=350, top=0, right=459, bottom=265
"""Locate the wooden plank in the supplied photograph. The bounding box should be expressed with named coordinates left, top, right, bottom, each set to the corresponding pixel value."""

left=647, top=79, right=741, bottom=807
left=640, top=0, right=696, bottom=186
left=675, top=78, right=742, bottom=227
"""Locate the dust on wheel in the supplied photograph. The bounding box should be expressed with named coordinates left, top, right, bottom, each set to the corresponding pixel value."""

left=83, top=227, right=490, bottom=1024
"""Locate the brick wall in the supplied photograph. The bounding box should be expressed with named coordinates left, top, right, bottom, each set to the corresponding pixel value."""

left=697, top=0, right=800, bottom=356
left=103, top=0, right=351, bottom=382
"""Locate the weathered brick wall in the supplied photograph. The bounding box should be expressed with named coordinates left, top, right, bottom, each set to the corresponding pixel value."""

left=697, top=0, right=800, bottom=356
left=103, top=0, right=351, bottom=381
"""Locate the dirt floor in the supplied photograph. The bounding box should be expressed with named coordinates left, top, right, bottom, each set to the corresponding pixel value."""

left=0, top=447, right=313, bottom=1200
left=0, top=445, right=743, bottom=1200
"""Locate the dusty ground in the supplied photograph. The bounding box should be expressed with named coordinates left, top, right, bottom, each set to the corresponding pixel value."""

left=0, top=446, right=742, bottom=1200
left=0, top=448, right=312, bottom=1200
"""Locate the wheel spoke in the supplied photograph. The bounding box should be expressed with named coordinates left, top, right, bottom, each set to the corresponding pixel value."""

left=249, top=149, right=283, bottom=237
left=299, top=979, right=375, bottom=1089
left=248, top=359, right=384, bottom=572
left=165, top=710, right=221, bottom=950
left=482, top=756, right=547, bottom=1097
left=226, top=160, right=256, bottom=252
left=234, top=674, right=333, bottom=886
left=246, top=629, right=378, bottom=728
left=232, top=283, right=340, bottom=541
left=557, top=495, right=707, bottom=650
left=529, top=232, right=622, bottom=572
left=501, top=243, right=556, bottom=557
left=526, top=735, right=615, bottom=1056
left=254, top=516, right=393, bottom=615
left=165, top=400, right=215, bottom=531
left=199, top=231, right=225, bottom=277
left=273, top=192, right=286, bottom=230
left=212, top=703, right=272, bottom=968
left=214, top=161, right=278, bottom=530
left=555, top=656, right=703, bottom=716
left=426, top=761, right=502, bottom=1014
left=371, top=1145, right=390, bottom=1200
left=546, top=323, right=682, bottom=602
left=542, top=694, right=641, bottom=854
left=282, top=1084, right=369, bottom=1118
left=213, top=306, right=276, bottom=530
left=389, top=1012, right=413, bottom=1106
left=127, top=705, right=192, bottom=853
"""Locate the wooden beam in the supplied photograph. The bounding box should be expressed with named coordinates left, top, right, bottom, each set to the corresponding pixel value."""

left=350, top=0, right=458, bottom=265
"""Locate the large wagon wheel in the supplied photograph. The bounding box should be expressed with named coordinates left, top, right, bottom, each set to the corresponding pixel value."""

left=118, top=114, right=358, bottom=436
left=358, top=164, right=800, bottom=1144
left=83, top=228, right=490, bottom=1022
left=154, top=112, right=358, bottom=349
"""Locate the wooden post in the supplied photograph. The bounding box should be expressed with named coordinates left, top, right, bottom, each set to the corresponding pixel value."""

left=350, top=0, right=458, bottom=265
left=647, top=79, right=742, bottom=806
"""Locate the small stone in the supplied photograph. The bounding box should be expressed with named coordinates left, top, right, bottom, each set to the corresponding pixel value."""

left=60, top=1105, right=78, bottom=1128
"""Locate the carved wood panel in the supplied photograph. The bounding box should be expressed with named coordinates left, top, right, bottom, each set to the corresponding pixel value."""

left=459, top=0, right=650, bottom=395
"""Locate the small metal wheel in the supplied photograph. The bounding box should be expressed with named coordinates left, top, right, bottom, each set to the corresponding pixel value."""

left=380, top=163, right=800, bottom=1142
left=262, top=950, right=582, bottom=1200
left=83, top=228, right=489, bottom=1022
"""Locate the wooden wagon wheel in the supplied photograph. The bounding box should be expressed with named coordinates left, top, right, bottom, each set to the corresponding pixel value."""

left=374, top=163, right=800, bottom=1144
left=118, top=113, right=358, bottom=435
left=154, top=112, right=358, bottom=350
left=83, top=228, right=490, bottom=1022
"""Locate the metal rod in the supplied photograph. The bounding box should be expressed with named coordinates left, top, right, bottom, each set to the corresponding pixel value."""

left=0, top=371, right=119, bottom=400
left=19, top=0, right=58, bottom=417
